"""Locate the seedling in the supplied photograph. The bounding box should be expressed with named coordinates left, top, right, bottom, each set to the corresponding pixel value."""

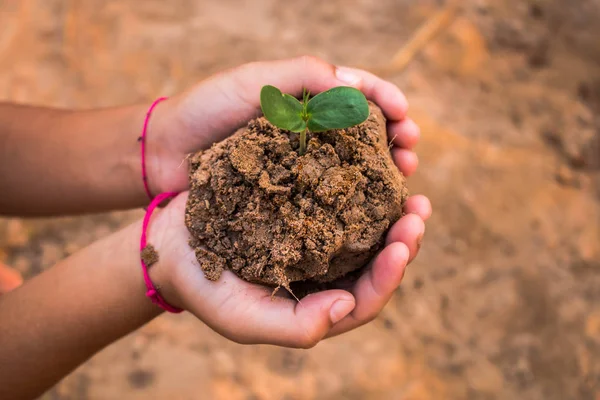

left=260, top=85, right=369, bottom=155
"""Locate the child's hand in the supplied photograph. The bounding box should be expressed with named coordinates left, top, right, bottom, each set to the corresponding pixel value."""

left=146, top=56, right=422, bottom=195
left=145, top=190, right=430, bottom=348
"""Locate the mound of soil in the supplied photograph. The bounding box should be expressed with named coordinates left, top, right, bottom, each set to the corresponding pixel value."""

left=185, top=103, right=408, bottom=290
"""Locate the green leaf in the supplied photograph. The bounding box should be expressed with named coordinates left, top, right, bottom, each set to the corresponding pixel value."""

left=306, top=86, right=369, bottom=132
left=260, top=85, right=306, bottom=132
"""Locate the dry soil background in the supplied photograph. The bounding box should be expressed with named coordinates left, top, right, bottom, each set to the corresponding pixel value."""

left=0, top=0, right=599, bottom=399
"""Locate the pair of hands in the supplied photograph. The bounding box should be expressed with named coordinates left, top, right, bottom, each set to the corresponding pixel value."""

left=142, top=56, right=431, bottom=348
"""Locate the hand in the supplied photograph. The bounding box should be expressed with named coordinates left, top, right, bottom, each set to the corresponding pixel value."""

left=146, top=56, right=423, bottom=195
left=148, top=191, right=430, bottom=348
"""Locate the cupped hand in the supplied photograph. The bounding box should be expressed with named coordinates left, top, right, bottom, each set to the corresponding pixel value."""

left=148, top=191, right=431, bottom=348
left=146, top=56, right=422, bottom=194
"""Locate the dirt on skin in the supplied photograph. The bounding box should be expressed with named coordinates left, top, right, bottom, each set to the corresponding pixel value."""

left=185, top=102, right=407, bottom=289
left=141, top=244, right=159, bottom=267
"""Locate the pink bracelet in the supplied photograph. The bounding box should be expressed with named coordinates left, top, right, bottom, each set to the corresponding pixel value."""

left=140, top=97, right=168, bottom=200
left=140, top=191, right=183, bottom=313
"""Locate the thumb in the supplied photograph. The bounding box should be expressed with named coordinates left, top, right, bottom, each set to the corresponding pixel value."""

left=185, top=278, right=357, bottom=349
left=235, top=289, right=356, bottom=348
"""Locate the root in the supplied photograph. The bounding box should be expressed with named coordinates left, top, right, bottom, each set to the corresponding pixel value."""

left=388, top=133, right=398, bottom=150
left=284, top=283, right=302, bottom=304
left=178, top=153, right=192, bottom=169
left=271, top=282, right=302, bottom=304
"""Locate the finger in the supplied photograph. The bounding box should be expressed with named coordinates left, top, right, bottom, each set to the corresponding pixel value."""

left=385, top=213, right=425, bottom=263
left=335, top=66, right=408, bottom=121
left=388, top=118, right=420, bottom=149
left=403, top=195, right=432, bottom=221
left=326, top=242, right=409, bottom=338
left=392, top=148, right=419, bottom=177
left=178, top=56, right=408, bottom=149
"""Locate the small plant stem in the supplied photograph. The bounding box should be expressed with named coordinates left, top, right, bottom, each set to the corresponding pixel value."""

left=299, top=127, right=308, bottom=156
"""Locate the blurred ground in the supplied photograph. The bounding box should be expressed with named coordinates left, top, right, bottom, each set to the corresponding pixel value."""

left=1, top=0, right=599, bottom=399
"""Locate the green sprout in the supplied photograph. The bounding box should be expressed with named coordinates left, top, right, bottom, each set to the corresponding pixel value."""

left=260, top=85, right=369, bottom=155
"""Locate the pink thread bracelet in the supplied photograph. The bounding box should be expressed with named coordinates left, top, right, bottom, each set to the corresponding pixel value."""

left=140, top=191, right=183, bottom=313
left=140, top=97, right=168, bottom=200
left=139, top=97, right=182, bottom=312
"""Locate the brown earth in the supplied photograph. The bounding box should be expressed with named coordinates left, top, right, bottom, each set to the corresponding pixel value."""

left=0, top=1, right=599, bottom=399
left=185, top=103, right=406, bottom=289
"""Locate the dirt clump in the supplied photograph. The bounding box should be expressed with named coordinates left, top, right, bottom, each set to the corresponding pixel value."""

left=141, top=244, right=159, bottom=267
left=185, top=103, right=408, bottom=290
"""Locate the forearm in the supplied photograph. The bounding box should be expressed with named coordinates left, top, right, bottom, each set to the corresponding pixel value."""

left=0, top=220, right=163, bottom=400
left=0, top=102, right=160, bottom=215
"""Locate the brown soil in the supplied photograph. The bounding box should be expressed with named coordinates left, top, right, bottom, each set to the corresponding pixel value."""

left=185, top=103, right=407, bottom=289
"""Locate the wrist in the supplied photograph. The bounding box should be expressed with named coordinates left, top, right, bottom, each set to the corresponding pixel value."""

left=138, top=195, right=188, bottom=310
left=143, top=97, right=189, bottom=195
left=119, top=223, right=166, bottom=318
left=108, top=210, right=182, bottom=314
left=65, top=220, right=166, bottom=322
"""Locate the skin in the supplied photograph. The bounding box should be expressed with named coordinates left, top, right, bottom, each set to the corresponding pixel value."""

left=0, top=56, right=431, bottom=400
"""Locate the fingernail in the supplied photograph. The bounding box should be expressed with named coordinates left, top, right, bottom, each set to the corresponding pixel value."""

left=335, top=66, right=361, bottom=86
left=329, top=299, right=355, bottom=324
